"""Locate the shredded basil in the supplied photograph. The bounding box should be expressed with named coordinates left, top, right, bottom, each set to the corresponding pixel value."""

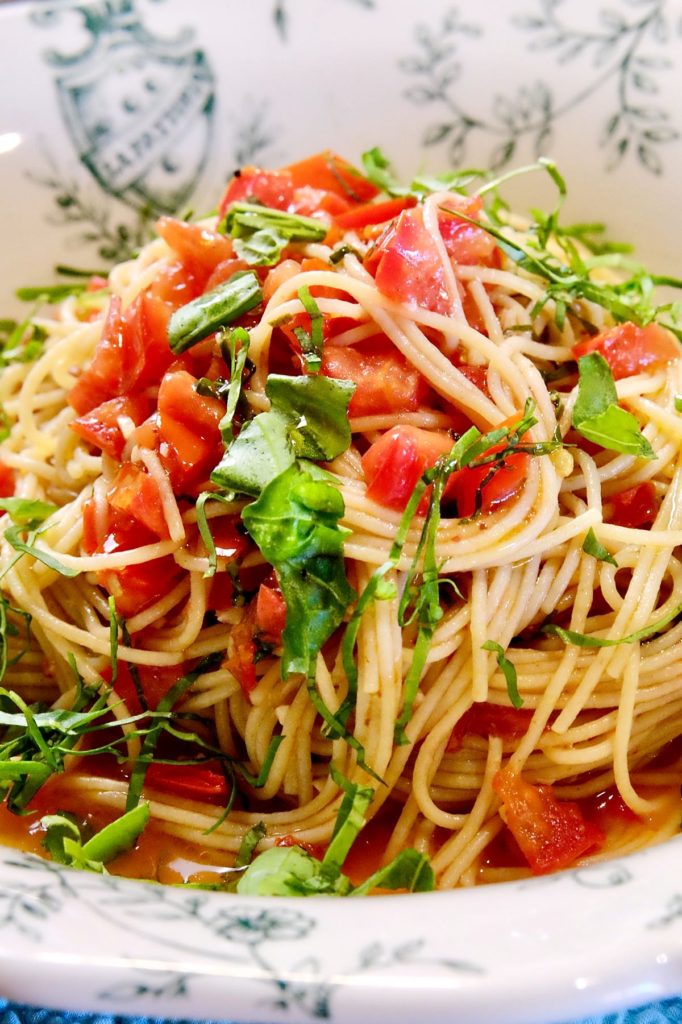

left=42, top=803, right=150, bottom=872
left=222, top=202, right=327, bottom=267
left=582, top=528, right=617, bottom=567
left=167, top=271, right=262, bottom=353
left=294, top=286, right=324, bottom=373
left=542, top=599, right=682, bottom=648
left=482, top=640, right=523, bottom=709
left=0, top=498, right=57, bottom=526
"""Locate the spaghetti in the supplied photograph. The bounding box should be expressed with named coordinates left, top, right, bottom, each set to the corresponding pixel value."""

left=0, top=150, right=681, bottom=892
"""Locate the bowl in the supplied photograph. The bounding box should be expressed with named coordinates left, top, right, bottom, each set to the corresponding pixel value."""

left=1, top=1, right=681, bottom=1022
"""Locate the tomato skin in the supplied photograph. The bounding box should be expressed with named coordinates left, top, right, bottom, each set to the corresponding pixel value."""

left=225, top=614, right=258, bottom=694
left=447, top=703, right=535, bottom=751
left=110, top=660, right=188, bottom=716
left=438, top=194, right=498, bottom=266
left=107, top=463, right=170, bottom=539
left=573, top=321, right=679, bottom=380
left=362, top=425, right=453, bottom=513
left=0, top=460, right=15, bottom=498
left=71, top=394, right=153, bottom=460
left=606, top=481, right=658, bottom=528
left=144, top=762, right=229, bottom=802
left=321, top=341, right=431, bottom=417
left=493, top=769, right=604, bottom=874
left=255, top=582, right=287, bottom=643
left=370, top=207, right=452, bottom=315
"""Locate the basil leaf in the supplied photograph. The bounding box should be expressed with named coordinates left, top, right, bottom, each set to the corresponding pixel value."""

left=361, top=146, right=406, bottom=197
left=542, top=599, right=682, bottom=648
left=236, top=844, right=350, bottom=897
left=42, top=803, right=150, bottom=873
left=0, top=498, right=57, bottom=525
left=233, top=226, right=290, bottom=267
left=211, top=408, right=295, bottom=497
left=80, top=802, right=150, bottom=863
left=322, top=773, right=373, bottom=874
left=241, top=463, right=355, bottom=678
left=219, top=326, right=251, bottom=442
left=168, top=271, right=262, bottom=353
left=350, top=848, right=435, bottom=896
left=265, top=374, right=354, bottom=460
left=675, top=395, right=682, bottom=414
left=582, top=528, right=617, bottom=566
left=211, top=375, right=355, bottom=496
left=234, top=821, right=267, bottom=869
left=573, top=354, right=654, bottom=459
left=223, top=203, right=327, bottom=267
left=482, top=640, right=523, bottom=709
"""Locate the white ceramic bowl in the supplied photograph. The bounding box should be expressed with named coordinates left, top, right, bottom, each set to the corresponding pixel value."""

left=1, top=1, right=681, bottom=1021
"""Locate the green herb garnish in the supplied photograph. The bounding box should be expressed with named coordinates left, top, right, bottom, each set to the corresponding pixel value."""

left=582, top=528, right=617, bottom=567
left=572, top=353, right=654, bottom=459
left=168, top=271, right=262, bottom=353
left=222, top=202, right=327, bottom=267
left=482, top=640, right=523, bottom=709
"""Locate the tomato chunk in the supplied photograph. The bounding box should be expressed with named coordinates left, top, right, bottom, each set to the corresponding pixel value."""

left=448, top=703, right=535, bottom=751
left=335, top=195, right=417, bottom=231
left=369, top=206, right=452, bottom=314
left=156, top=217, right=235, bottom=285
left=0, top=460, right=15, bottom=498
left=606, top=481, right=658, bottom=528
left=438, top=194, right=498, bottom=266
left=493, top=768, right=604, bottom=874
left=157, top=370, right=225, bottom=491
left=219, top=167, right=294, bottom=217
left=107, top=463, right=170, bottom=539
left=255, top=581, right=287, bottom=643
left=321, top=340, right=431, bottom=417
left=144, top=762, right=229, bottom=802
left=362, top=425, right=453, bottom=513
left=71, top=394, right=152, bottom=460
left=111, top=660, right=188, bottom=715
left=573, top=321, right=679, bottom=380
left=282, top=151, right=379, bottom=203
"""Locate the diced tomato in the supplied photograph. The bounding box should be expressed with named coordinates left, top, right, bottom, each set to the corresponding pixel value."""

left=219, top=168, right=295, bottom=217
left=107, top=463, right=170, bottom=539
left=69, top=291, right=176, bottom=415
left=255, top=581, right=287, bottom=643
left=438, top=194, right=498, bottom=266
left=573, top=321, right=679, bottom=380
left=206, top=515, right=250, bottom=562
left=289, top=186, right=352, bottom=219
left=605, top=481, right=658, bottom=528
left=204, top=256, right=250, bottom=293
left=225, top=612, right=258, bottom=694
left=144, top=762, right=229, bottom=802
left=207, top=571, right=235, bottom=614
left=335, top=195, right=417, bottom=231
left=0, top=460, right=15, bottom=498
left=275, top=834, right=321, bottom=857
left=368, top=206, right=452, bottom=315
left=321, top=340, right=432, bottom=417
left=445, top=413, right=529, bottom=518
left=362, top=425, right=453, bottom=514
left=447, top=703, right=535, bottom=751
left=282, top=151, right=380, bottom=204
left=70, top=394, right=153, bottom=460
left=493, top=768, right=604, bottom=874
left=156, top=217, right=235, bottom=286
left=82, top=499, right=182, bottom=618
left=454, top=362, right=490, bottom=397
left=157, top=370, right=225, bottom=492
left=110, top=660, right=188, bottom=715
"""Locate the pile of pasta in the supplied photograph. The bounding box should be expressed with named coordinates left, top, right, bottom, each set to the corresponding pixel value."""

left=1, top=150, right=680, bottom=890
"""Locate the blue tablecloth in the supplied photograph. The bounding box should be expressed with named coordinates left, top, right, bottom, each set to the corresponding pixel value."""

left=2, top=998, right=682, bottom=1024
